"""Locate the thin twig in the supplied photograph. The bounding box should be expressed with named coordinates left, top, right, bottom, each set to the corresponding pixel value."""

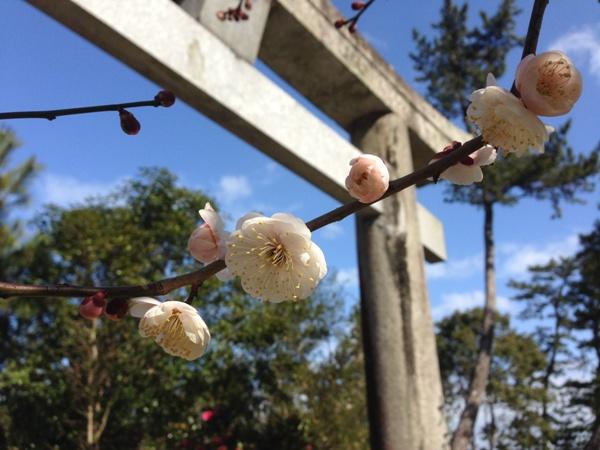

left=336, top=0, right=377, bottom=32
left=510, top=0, right=549, bottom=96
left=0, top=99, right=162, bottom=121
left=0, top=136, right=483, bottom=300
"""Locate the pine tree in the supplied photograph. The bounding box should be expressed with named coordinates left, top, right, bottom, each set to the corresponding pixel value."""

left=412, top=2, right=599, bottom=448
left=0, top=129, right=40, bottom=278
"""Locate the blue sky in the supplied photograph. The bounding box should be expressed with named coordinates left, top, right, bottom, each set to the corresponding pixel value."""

left=1, top=0, right=599, bottom=325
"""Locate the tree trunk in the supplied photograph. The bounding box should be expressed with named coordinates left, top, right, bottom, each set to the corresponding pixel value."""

left=451, top=200, right=496, bottom=450
left=585, top=424, right=600, bottom=450
left=86, top=319, right=99, bottom=450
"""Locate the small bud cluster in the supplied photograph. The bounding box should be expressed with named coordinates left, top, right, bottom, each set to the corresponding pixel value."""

left=79, top=292, right=129, bottom=321
left=334, top=0, right=374, bottom=33
left=216, top=0, right=252, bottom=22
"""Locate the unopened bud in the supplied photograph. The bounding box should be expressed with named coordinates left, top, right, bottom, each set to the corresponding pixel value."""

left=119, top=109, right=140, bottom=135
left=80, top=294, right=105, bottom=320
left=351, top=1, right=366, bottom=10
left=105, top=298, right=129, bottom=321
left=155, top=90, right=176, bottom=107
left=240, top=11, right=249, bottom=20
left=349, top=22, right=357, bottom=33
left=334, top=18, right=345, bottom=29
left=345, top=154, right=389, bottom=203
left=245, top=0, right=252, bottom=10
left=216, top=10, right=226, bottom=20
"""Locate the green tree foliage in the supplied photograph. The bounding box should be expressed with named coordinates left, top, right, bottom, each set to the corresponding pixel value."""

left=510, top=219, right=600, bottom=448
left=301, top=307, right=368, bottom=450
left=436, top=308, right=548, bottom=449
left=0, top=168, right=362, bottom=449
left=510, top=258, right=578, bottom=448
left=0, top=129, right=40, bottom=278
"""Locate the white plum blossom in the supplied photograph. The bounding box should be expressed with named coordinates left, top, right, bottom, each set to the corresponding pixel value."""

left=431, top=143, right=497, bottom=185
left=225, top=213, right=327, bottom=302
left=515, top=51, right=582, bottom=116
left=129, top=298, right=211, bottom=361
left=345, top=154, right=390, bottom=203
left=467, top=74, right=552, bottom=156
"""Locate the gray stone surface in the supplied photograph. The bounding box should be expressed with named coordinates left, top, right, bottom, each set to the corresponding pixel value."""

left=179, top=0, right=272, bottom=63
left=353, top=113, right=449, bottom=450
left=260, top=0, right=471, bottom=164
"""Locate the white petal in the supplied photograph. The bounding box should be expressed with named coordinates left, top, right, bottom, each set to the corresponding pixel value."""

left=486, top=73, right=497, bottom=87
left=235, top=212, right=263, bottom=230
left=129, top=297, right=161, bottom=318
left=472, top=145, right=497, bottom=166
left=271, top=213, right=311, bottom=239
left=440, top=165, right=483, bottom=185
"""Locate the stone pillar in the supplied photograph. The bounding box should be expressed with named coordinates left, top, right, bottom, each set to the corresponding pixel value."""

left=351, top=113, right=448, bottom=450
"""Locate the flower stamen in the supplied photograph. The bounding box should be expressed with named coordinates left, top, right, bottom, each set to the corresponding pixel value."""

left=259, top=238, right=292, bottom=269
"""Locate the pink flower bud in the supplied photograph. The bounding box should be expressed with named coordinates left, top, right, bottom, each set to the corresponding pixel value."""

left=334, top=18, right=346, bottom=29
left=245, top=0, right=252, bottom=9
left=345, top=154, right=389, bottom=203
left=105, top=298, right=129, bottom=320
left=515, top=51, right=582, bottom=116
left=119, top=109, right=140, bottom=135
left=352, top=2, right=366, bottom=10
left=216, top=10, right=226, bottom=20
left=188, top=203, right=228, bottom=263
left=155, top=90, right=176, bottom=107
left=79, top=293, right=106, bottom=320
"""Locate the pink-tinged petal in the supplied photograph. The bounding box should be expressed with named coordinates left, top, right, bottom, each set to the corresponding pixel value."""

left=471, top=145, right=497, bottom=166
left=188, top=203, right=229, bottom=263
left=345, top=154, right=390, bottom=203
left=199, top=202, right=225, bottom=235
left=515, top=51, right=582, bottom=116
left=129, top=297, right=161, bottom=318
left=188, top=224, right=221, bottom=263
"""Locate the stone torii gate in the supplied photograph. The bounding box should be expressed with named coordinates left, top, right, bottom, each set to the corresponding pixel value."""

left=27, top=0, right=470, bottom=448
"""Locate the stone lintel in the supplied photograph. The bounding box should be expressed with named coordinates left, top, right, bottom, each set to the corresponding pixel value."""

left=259, top=0, right=472, bottom=163
left=178, top=0, right=272, bottom=63
left=27, top=0, right=446, bottom=262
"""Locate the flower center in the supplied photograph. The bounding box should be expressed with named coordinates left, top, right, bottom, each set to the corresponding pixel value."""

left=537, top=58, right=571, bottom=96
left=259, top=237, right=292, bottom=269
left=158, top=310, right=189, bottom=351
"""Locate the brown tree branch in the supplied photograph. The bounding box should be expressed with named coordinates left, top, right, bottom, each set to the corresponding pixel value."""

left=0, top=135, right=484, bottom=299
left=0, top=92, right=174, bottom=121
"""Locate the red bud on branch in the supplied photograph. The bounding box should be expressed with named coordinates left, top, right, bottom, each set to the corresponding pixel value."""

left=119, top=109, right=141, bottom=135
